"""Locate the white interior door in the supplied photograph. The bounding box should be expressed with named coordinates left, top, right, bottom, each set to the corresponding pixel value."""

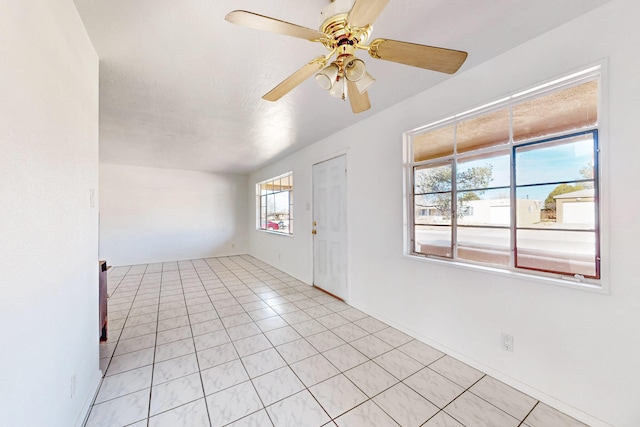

left=312, top=155, right=347, bottom=300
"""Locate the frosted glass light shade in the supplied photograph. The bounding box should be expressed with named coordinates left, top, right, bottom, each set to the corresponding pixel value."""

left=344, top=57, right=366, bottom=82
left=329, top=77, right=347, bottom=99
left=315, top=63, right=339, bottom=90
left=355, top=72, right=375, bottom=93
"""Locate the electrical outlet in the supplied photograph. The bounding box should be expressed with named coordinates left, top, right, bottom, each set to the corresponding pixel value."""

left=70, top=374, right=76, bottom=398
left=501, top=333, right=514, bottom=352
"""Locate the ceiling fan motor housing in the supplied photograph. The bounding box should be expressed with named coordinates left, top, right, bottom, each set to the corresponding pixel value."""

left=319, top=0, right=371, bottom=52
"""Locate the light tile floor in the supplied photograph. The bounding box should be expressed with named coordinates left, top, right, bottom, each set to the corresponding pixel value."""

left=87, top=255, right=589, bottom=427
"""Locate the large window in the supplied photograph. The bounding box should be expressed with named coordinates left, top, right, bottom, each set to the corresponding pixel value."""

left=408, top=68, right=601, bottom=281
left=257, top=172, right=293, bottom=234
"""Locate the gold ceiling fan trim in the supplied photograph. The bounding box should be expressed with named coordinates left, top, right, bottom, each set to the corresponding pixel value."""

left=319, top=13, right=372, bottom=50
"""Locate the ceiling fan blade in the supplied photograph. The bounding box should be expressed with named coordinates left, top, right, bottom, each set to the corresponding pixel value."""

left=347, top=81, right=371, bottom=114
left=226, top=10, right=326, bottom=41
left=368, top=38, right=468, bottom=74
left=263, top=57, right=327, bottom=101
left=348, top=0, right=390, bottom=28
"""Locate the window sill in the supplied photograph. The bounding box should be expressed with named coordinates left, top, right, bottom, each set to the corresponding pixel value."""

left=402, top=253, right=608, bottom=295
left=256, top=229, right=294, bottom=237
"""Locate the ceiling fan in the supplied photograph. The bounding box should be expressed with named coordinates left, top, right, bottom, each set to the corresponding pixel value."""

left=225, top=0, right=468, bottom=114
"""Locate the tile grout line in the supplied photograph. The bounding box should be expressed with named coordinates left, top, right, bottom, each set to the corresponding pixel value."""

left=100, top=265, right=145, bottom=381
left=134, top=261, right=407, bottom=425
left=91, top=255, right=552, bottom=427
left=202, top=256, right=279, bottom=426
left=427, top=373, right=486, bottom=427
left=518, top=401, right=540, bottom=427
left=88, top=264, right=151, bottom=425
left=198, top=256, right=316, bottom=425
left=184, top=258, right=215, bottom=427
left=135, top=262, right=157, bottom=427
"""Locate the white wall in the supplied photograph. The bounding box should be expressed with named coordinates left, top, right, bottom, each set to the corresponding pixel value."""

left=100, top=164, right=248, bottom=266
left=249, top=1, right=640, bottom=426
left=0, top=1, right=100, bottom=426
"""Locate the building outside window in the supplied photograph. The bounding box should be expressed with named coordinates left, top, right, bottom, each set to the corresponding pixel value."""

left=407, top=67, right=601, bottom=282
left=257, top=172, right=293, bottom=234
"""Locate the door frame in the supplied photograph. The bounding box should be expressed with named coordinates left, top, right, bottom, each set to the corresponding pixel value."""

left=311, top=150, right=350, bottom=302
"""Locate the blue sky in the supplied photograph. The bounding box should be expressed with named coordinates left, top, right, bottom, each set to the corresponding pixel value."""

left=456, top=134, right=594, bottom=201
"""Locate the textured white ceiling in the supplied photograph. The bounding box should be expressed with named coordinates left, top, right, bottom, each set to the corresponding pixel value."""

left=74, top=0, right=608, bottom=173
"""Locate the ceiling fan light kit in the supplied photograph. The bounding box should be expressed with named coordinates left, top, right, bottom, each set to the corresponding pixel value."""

left=315, top=63, right=340, bottom=90
left=355, top=71, right=376, bottom=94
left=344, top=56, right=367, bottom=82
left=225, top=0, right=468, bottom=113
left=329, top=76, right=348, bottom=100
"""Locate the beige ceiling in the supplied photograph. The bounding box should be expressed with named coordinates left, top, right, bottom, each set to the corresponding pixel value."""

left=73, top=0, right=609, bottom=173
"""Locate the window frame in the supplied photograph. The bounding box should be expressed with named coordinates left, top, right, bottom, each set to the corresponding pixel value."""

left=404, top=66, right=604, bottom=289
left=256, top=172, right=293, bottom=235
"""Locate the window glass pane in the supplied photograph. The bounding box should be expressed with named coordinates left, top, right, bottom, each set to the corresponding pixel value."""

left=415, top=225, right=452, bottom=257
left=457, top=227, right=510, bottom=266
left=266, top=194, right=275, bottom=217
left=553, top=187, right=595, bottom=228
left=513, top=80, right=598, bottom=141
left=457, top=152, right=510, bottom=190
left=516, top=229, right=597, bottom=277
left=516, top=184, right=594, bottom=230
left=274, top=192, right=289, bottom=213
left=516, top=133, right=596, bottom=233
left=515, top=133, right=595, bottom=186
left=257, top=172, right=293, bottom=234
left=457, top=188, right=511, bottom=226
left=260, top=198, right=267, bottom=230
left=273, top=192, right=289, bottom=234
left=414, top=163, right=452, bottom=194
left=515, top=183, right=556, bottom=211
left=413, top=125, right=455, bottom=162
left=514, top=194, right=545, bottom=228
left=456, top=108, right=510, bottom=153
left=415, top=194, right=452, bottom=225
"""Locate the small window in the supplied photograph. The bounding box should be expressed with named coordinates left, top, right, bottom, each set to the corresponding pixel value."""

left=257, top=172, right=293, bottom=234
left=407, top=67, right=601, bottom=282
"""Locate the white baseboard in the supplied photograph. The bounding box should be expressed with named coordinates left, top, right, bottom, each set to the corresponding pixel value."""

left=353, top=304, right=613, bottom=427
left=75, top=370, right=103, bottom=427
